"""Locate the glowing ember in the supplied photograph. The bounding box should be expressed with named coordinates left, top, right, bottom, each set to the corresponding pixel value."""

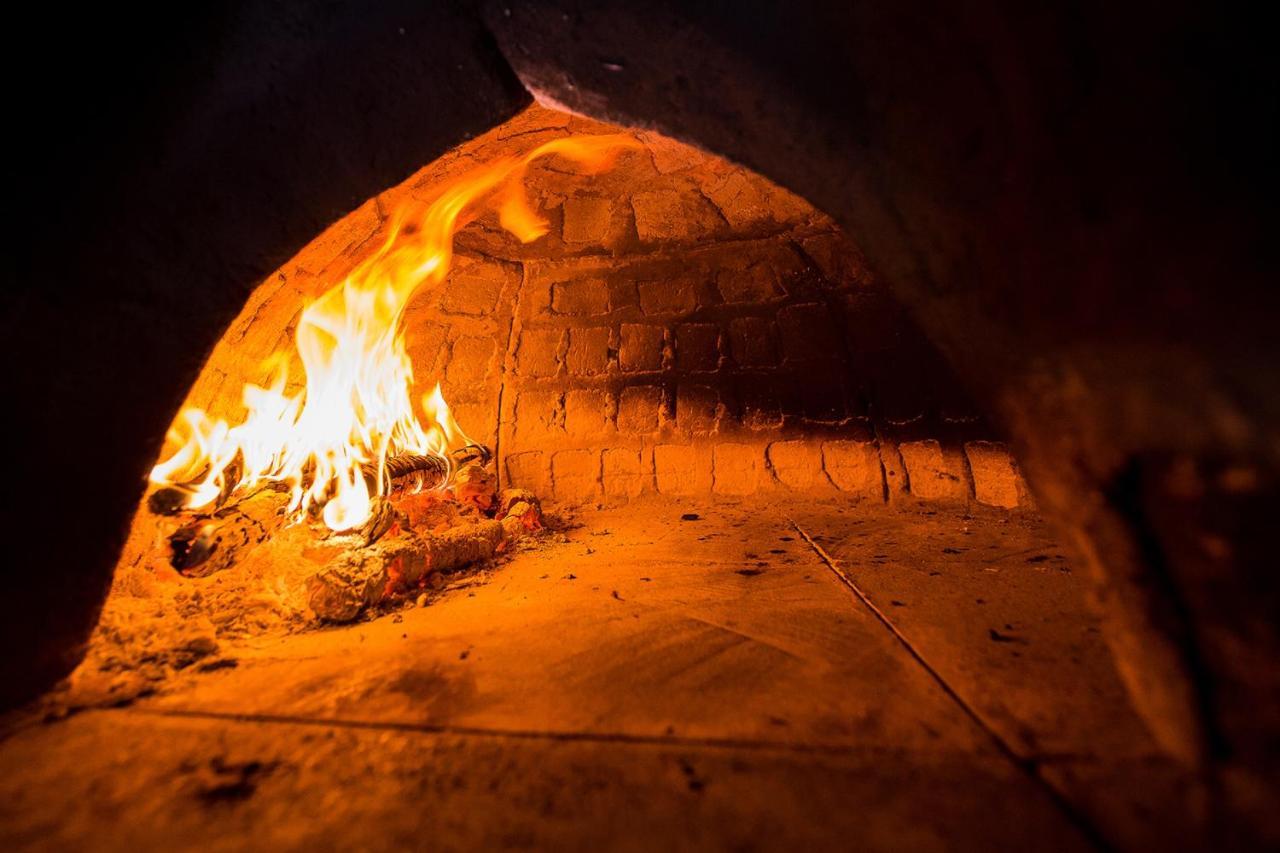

left=151, top=134, right=640, bottom=530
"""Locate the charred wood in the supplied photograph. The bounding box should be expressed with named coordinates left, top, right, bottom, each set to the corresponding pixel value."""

left=168, top=487, right=290, bottom=577
left=307, top=499, right=539, bottom=623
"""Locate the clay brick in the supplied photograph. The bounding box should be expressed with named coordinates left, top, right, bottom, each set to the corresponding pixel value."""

left=822, top=440, right=884, bottom=496
left=444, top=335, right=494, bottom=386
left=713, top=443, right=765, bottom=496
left=899, top=440, right=969, bottom=501
left=603, top=448, right=649, bottom=499
left=716, top=263, right=782, bottom=303
left=638, top=279, right=698, bottom=315
left=562, top=196, right=612, bottom=244
left=552, top=449, right=602, bottom=502
left=654, top=444, right=713, bottom=495
left=778, top=303, right=840, bottom=362
left=644, top=136, right=707, bottom=174
left=703, top=171, right=773, bottom=229
left=566, top=326, right=611, bottom=376
left=727, top=317, right=779, bottom=367
left=617, top=385, right=662, bottom=434
left=504, top=451, right=549, bottom=494
left=551, top=279, right=610, bottom=315
left=516, top=329, right=561, bottom=378
left=801, top=232, right=871, bottom=288
left=619, top=324, right=664, bottom=372
left=738, top=381, right=784, bottom=430
left=675, top=323, right=721, bottom=371
left=632, top=189, right=723, bottom=242
left=879, top=442, right=909, bottom=497
left=676, top=384, right=719, bottom=434
left=768, top=441, right=830, bottom=490
left=563, top=389, right=611, bottom=440
left=296, top=196, right=382, bottom=276
left=514, top=390, right=562, bottom=442
left=450, top=401, right=494, bottom=444
left=440, top=257, right=509, bottom=315
left=403, top=320, right=448, bottom=379
left=965, top=441, right=1024, bottom=508
left=607, top=280, right=639, bottom=312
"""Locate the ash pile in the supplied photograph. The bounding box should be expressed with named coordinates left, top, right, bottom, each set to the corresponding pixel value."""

left=62, top=444, right=543, bottom=707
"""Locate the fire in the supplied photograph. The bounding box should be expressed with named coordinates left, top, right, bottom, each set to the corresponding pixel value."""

left=151, top=134, right=640, bottom=530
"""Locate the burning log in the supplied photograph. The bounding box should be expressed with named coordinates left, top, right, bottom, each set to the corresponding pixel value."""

left=498, top=488, right=544, bottom=532
left=148, top=453, right=245, bottom=516
left=306, top=523, right=494, bottom=622
left=306, top=500, right=542, bottom=623
left=168, top=487, right=290, bottom=577
left=151, top=444, right=491, bottom=518
left=453, top=463, right=496, bottom=511
left=360, top=444, right=492, bottom=493
left=355, top=496, right=400, bottom=546
left=157, top=443, right=493, bottom=575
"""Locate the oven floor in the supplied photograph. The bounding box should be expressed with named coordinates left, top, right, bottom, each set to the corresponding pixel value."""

left=1, top=499, right=1194, bottom=851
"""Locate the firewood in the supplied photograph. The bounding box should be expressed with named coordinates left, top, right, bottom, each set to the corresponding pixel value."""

left=453, top=463, right=496, bottom=511
left=168, top=487, right=290, bottom=577
left=361, top=444, right=492, bottom=492
left=306, top=518, right=517, bottom=622
left=422, top=519, right=506, bottom=572
left=356, top=496, right=400, bottom=546
left=152, top=444, right=491, bottom=517
left=498, top=488, right=543, bottom=531
left=305, top=550, right=386, bottom=623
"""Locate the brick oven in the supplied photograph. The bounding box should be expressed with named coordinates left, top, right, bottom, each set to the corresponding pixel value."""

left=175, top=105, right=1027, bottom=514
left=4, top=3, right=1277, bottom=852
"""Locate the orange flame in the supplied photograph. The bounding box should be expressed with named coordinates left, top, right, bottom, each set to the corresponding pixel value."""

left=151, top=134, right=640, bottom=530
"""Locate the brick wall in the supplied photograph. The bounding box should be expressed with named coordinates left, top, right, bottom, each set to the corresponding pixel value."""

left=173, top=104, right=1033, bottom=510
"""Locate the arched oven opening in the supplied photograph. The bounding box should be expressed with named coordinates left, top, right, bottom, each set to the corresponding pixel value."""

left=4, top=4, right=1277, bottom=852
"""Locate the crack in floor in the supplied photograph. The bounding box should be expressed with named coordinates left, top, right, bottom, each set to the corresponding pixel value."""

left=126, top=706, right=929, bottom=759
left=789, top=517, right=1114, bottom=853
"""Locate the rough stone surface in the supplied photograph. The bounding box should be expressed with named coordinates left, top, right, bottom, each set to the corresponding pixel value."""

left=618, top=324, right=665, bottom=372
left=728, top=317, right=779, bottom=367
left=505, top=450, right=549, bottom=494
left=2, top=502, right=1159, bottom=852
left=674, top=323, right=721, bottom=372
left=561, top=196, right=612, bottom=243
left=517, top=329, right=562, bottom=378
left=966, top=442, right=1027, bottom=509
left=713, top=443, right=765, bottom=496
left=778, top=303, right=840, bottom=363
left=632, top=189, right=724, bottom=242
left=563, top=389, right=611, bottom=440
left=617, top=385, right=662, bottom=434
left=515, top=391, right=562, bottom=442
left=440, top=256, right=511, bottom=315
left=602, top=448, right=648, bottom=498
left=676, top=385, right=719, bottom=435
left=899, top=440, right=970, bottom=502
left=552, top=449, right=601, bottom=502
left=716, top=263, right=783, bottom=304
left=566, top=326, right=611, bottom=376
left=638, top=279, right=698, bottom=315
left=822, top=441, right=885, bottom=496
left=445, top=335, right=495, bottom=386
left=552, top=279, right=610, bottom=316
left=654, top=444, right=713, bottom=495
left=769, top=441, right=830, bottom=491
